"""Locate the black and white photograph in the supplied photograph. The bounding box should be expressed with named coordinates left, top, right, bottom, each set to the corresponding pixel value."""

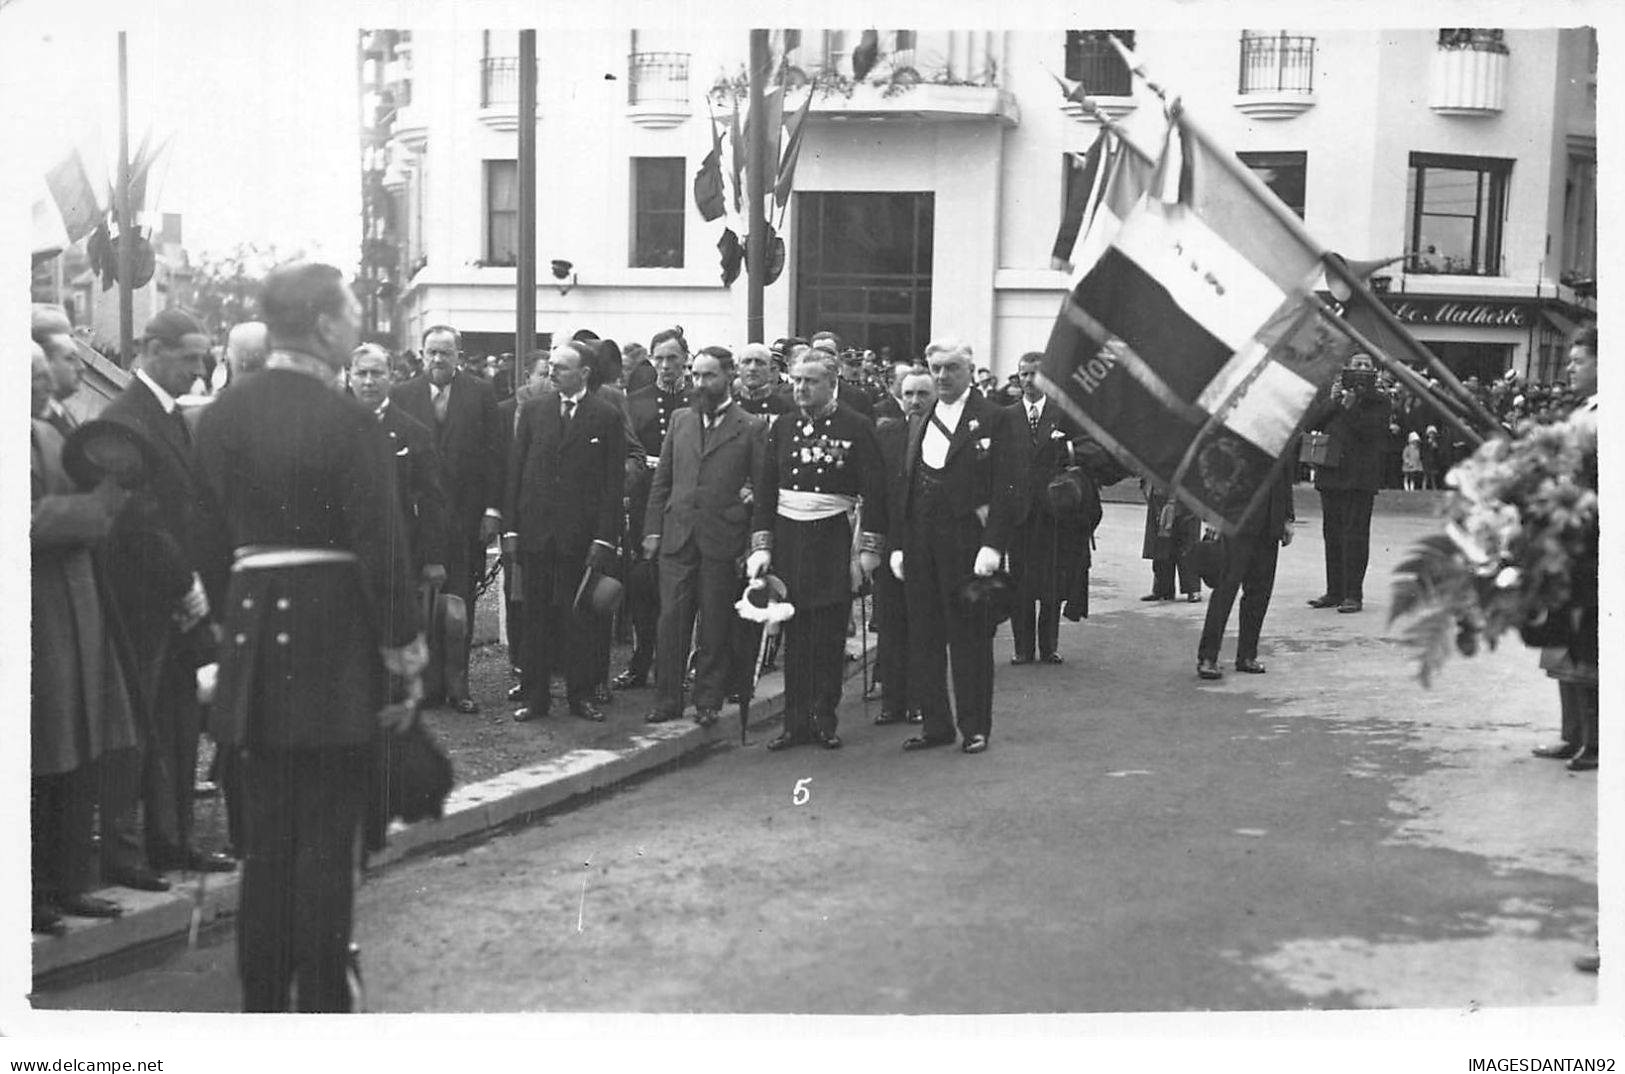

left=3, top=0, right=1617, bottom=1066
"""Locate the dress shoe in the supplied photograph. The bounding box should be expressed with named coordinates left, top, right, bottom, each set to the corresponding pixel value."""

left=1140, top=593, right=1173, bottom=602
left=905, top=709, right=924, bottom=724
left=874, top=710, right=907, bottom=725
left=815, top=732, right=843, bottom=750
left=1336, top=599, right=1363, bottom=614
left=1532, top=741, right=1580, bottom=760
left=765, top=732, right=808, bottom=752
left=1185, top=592, right=1203, bottom=603
left=694, top=707, right=720, bottom=728
left=1567, top=752, right=1598, bottom=772
left=611, top=670, right=647, bottom=690
left=568, top=699, right=605, bottom=722
left=644, top=709, right=681, bottom=724
left=152, top=848, right=236, bottom=874
left=1575, top=952, right=1601, bottom=974
left=56, top=893, right=124, bottom=918
left=591, top=684, right=614, bottom=706
left=1040, top=653, right=1065, bottom=665
left=506, top=683, right=525, bottom=702
left=33, top=903, right=66, bottom=936
left=513, top=704, right=549, bottom=723
left=961, top=734, right=988, bottom=754
left=1306, top=595, right=1341, bottom=609
left=193, top=780, right=220, bottom=799
left=105, top=866, right=172, bottom=892
left=450, top=697, right=481, bottom=714
left=1196, top=659, right=1223, bottom=680
left=1234, top=658, right=1266, bottom=674
left=1010, top=654, right=1035, bottom=666
left=902, top=735, right=954, bottom=751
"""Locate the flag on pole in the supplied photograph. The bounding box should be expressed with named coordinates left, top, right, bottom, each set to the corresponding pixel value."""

left=694, top=115, right=726, bottom=222
left=1039, top=115, right=1354, bottom=534
left=1049, top=132, right=1107, bottom=273
left=1067, top=129, right=1159, bottom=281
left=773, top=86, right=816, bottom=208
left=45, top=147, right=104, bottom=244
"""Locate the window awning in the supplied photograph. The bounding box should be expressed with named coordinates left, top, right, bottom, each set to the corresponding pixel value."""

left=1540, top=308, right=1582, bottom=339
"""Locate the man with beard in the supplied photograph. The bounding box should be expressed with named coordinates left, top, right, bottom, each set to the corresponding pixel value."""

left=747, top=356, right=887, bottom=750
left=733, top=341, right=793, bottom=416
left=871, top=368, right=935, bottom=725
left=616, top=328, right=692, bottom=691
left=642, top=348, right=767, bottom=725
left=391, top=325, right=504, bottom=713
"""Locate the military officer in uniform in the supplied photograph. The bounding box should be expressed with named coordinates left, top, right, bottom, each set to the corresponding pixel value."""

left=733, top=341, right=794, bottom=416
left=747, top=354, right=887, bottom=751
left=195, top=262, right=425, bottom=1013
left=890, top=339, right=1028, bottom=756
left=616, top=328, right=692, bottom=691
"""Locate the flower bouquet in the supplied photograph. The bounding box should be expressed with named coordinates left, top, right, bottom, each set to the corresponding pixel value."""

left=1388, top=418, right=1597, bottom=685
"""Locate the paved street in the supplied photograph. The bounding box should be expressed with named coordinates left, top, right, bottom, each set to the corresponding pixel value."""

left=36, top=499, right=1597, bottom=1013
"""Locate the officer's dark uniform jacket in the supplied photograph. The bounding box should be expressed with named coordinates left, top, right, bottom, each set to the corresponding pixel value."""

left=196, top=360, right=423, bottom=750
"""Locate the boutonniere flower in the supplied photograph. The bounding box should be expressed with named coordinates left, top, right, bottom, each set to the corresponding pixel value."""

left=967, top=418, right=981, bottom=433
left=977, top=437, right=993, bottom=452
left=1050, top=428, right=1067, bottom=440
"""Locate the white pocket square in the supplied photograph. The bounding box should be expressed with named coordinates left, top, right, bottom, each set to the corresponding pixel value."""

left=395, top=446, right=411, bottom=456
left=588, top=437, right=602, bottom=444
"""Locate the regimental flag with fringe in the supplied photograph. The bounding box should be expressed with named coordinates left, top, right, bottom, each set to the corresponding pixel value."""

left=1038, top=111, right=1356, bottom=536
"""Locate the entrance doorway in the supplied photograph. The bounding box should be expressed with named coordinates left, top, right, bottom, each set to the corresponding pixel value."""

left=795, top=192, right=934, bottom=359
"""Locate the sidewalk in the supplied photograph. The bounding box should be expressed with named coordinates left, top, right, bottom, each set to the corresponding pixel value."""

left=31, top=632, right=876, bottom=984
left=1101, top=481, right=1449, bottom=519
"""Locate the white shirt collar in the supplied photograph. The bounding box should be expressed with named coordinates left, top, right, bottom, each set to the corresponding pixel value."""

left=135, top=368, right=178, bottom=414
left=934, top=391, right=969, bottom=430
left=561, top=387, right=587, bottom=406
left=1027, top=396, right=1045, bottom=416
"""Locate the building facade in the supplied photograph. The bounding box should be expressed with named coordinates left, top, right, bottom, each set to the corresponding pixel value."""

left=367, top=26, right=1596, bottom=380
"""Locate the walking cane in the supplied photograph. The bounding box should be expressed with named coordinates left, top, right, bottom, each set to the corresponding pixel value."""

left=742, top=620, right=772, bottom=746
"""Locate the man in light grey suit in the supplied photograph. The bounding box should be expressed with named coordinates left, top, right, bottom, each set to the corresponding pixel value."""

left=642, top=347, right=768, bottom=726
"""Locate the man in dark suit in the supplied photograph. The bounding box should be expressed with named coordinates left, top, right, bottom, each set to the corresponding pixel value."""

left=748, top=355, right=888, bottom=751
left=871, top=360, right=916, bottom=424
left=890, top=339, right=1028, bottom=755
left=195, top=262, right=425, bottom=1012
left=809, top=334, right=876, bottom=419
left=642, top=348, right=767, bottom=725
left=1196, top=461, right=1296, bottom=679
left=1307, top=352, right=1391, bottom=614
left=390, top=325, right=504, bottom=712
left=1007, top=351, right=1095, bottom=666
left=351, top=345, right=448, bottom=587
left=871, top=368, right=935, bottom=724
left=617, top=328, right=691, bottom=690
left=100, top=308, right=234, bottom=880
left=507, top=342, right=627, bottom=722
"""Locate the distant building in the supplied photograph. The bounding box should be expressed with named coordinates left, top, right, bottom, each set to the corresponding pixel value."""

left=365, top=26, right=1596, bottom=380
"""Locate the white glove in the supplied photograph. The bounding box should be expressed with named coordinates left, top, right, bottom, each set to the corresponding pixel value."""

left=195, top=662, right=219, bottom=704
left=973, top=545, right=1002, bottom=577
left=746, top=549, right=771, bottom=579
left=889, top=550, right=905, bottom=582
left=175, top=573, right=209, bottom=631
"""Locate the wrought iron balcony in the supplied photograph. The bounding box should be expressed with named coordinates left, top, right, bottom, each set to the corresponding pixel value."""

left=627, top=51, right=692, bottom=128
left=1234, top=32, right=1316, bottom=120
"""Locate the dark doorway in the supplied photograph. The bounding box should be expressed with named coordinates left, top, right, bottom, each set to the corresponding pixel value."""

left=1425, top=340, right=1513, bottom=384
left=795, top=192, right=934, bottom=359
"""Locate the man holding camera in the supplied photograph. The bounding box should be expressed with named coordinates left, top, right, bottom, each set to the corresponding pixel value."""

left=1307, top=353, right=1391, bottom=614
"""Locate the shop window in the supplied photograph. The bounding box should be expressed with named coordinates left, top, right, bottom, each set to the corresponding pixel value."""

left=1404, top=153, right=1511, bottom=276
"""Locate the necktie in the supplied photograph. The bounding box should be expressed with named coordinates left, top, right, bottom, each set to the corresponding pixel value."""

left=561, top=397, right=575, bottom=423
left=433, top=385, right=450, bottom=424
left=171, top=409, right=193, bottom=447
left=1029, top=404, right=1040, bottom=434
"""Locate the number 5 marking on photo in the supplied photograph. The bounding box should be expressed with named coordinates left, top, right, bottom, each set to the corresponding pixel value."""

left=792, top=778, right=812, bottom=805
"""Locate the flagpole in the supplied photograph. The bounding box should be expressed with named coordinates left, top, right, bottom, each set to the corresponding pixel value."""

left=745, top=28, right=769, bottom=344
left=1107, top=35, right=1495, bottom=443
left=516, top=29, right=537, bottom=363
left=116, top=31, right=135, bottom=367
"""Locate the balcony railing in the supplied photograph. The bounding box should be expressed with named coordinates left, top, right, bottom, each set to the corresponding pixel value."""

left=1064, top=31, right=1134, bottom=97
left=1238, top=33, right=1315, bottom=94
left=628, top=51, right=690, bottom=105
left=480, top=56, right=536, bottom=108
